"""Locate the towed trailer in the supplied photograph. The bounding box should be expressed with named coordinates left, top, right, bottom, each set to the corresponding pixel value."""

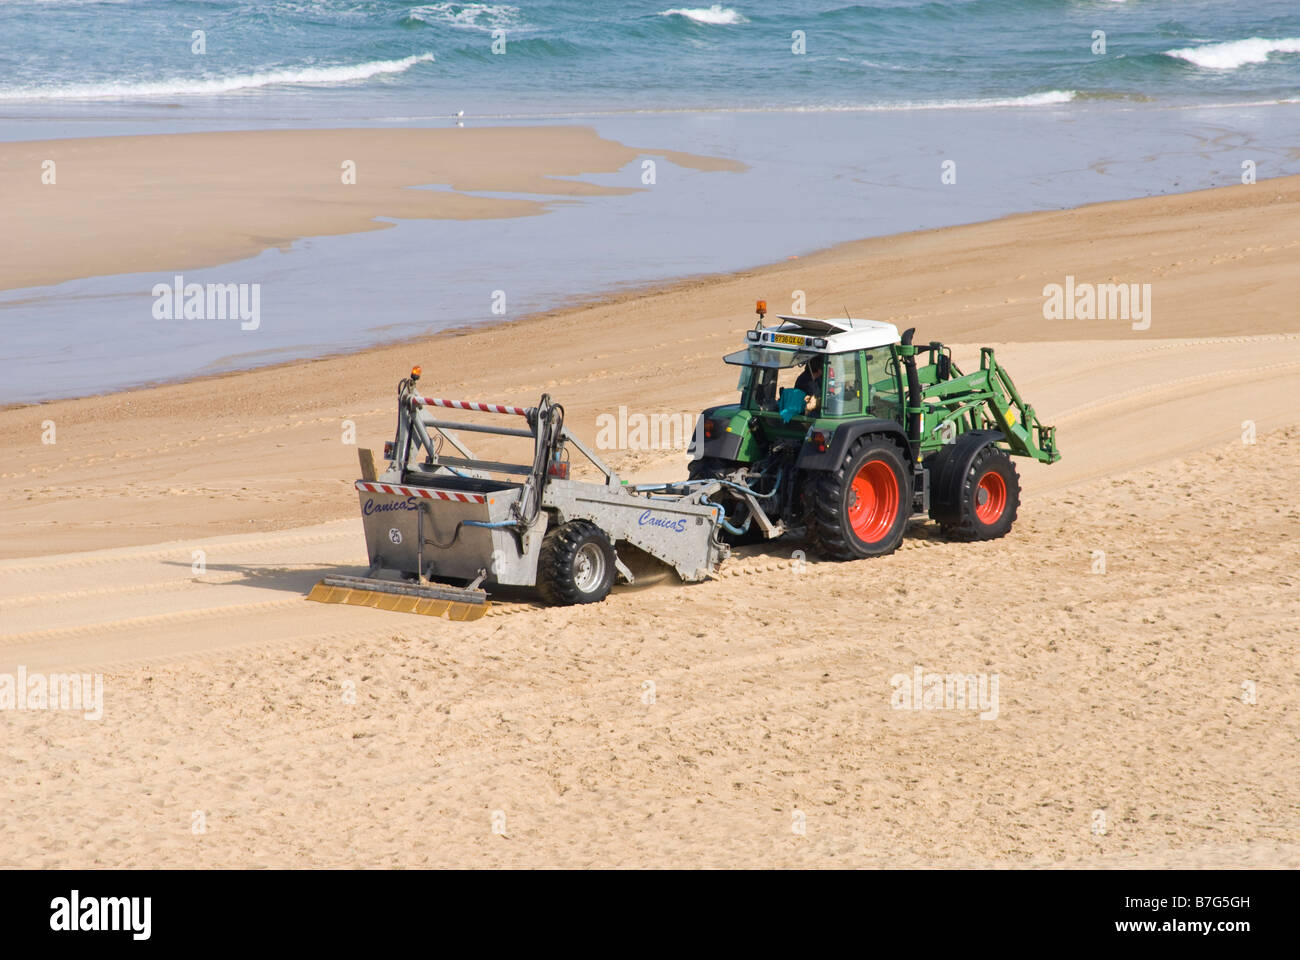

left=308, top=367, right=730, bottom=619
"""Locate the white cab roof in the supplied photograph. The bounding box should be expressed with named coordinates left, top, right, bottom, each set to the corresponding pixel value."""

left=761, top=315, right=900, bottom=353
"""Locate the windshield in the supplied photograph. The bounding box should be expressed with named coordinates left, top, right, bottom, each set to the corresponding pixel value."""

left=723, top=346, right=818, bottom=369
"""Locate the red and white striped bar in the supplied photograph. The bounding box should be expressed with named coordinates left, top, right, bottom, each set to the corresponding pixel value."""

left=355, top=480, right=488, bottom=504
left=420, top=397, right=532, bottom=417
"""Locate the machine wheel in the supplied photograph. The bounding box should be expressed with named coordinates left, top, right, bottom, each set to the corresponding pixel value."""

left=537, top=520, right=617, bottom=605
left=937, top=444, right=1020, bottom=542
left=806, top=434, right=910, bottom=560
left=687, top=456, right=765, bottom=545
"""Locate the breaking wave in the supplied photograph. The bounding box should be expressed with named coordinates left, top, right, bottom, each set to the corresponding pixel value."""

left=0, top=52, right=435, bottom=101
left=1164, top=37, right=1300, bottom=70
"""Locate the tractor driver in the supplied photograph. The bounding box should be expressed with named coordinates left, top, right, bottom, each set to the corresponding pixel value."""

left=794, top=355, right=823, bottom=414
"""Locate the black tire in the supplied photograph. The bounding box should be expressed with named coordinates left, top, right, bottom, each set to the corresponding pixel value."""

left=806, top=434, right=911, bottom=560
left=687, top=456, right=741, bottom=481
left=687, top=456, right=766, bottom=546
left=536, top=519, right=616, bottom=605
left=937, top=444, right=1020, bottom=542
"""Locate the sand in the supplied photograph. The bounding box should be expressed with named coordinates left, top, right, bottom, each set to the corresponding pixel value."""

left=0, top=155, right=1297, bottom=868
left=0, top=126, right=744, bottom=292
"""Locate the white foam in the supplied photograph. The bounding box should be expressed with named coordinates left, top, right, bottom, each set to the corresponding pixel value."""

left=0, top=53, right=436, bottom=101
left=534, top=90, right=1078, bottom=116
left=383, top=90, right=1081, bottom=120
left=659, top=5, right=747, bottom=26
left=1164, top=37, right=1300, bottom=70
left=405, top=3, right=521, bottom=31
left=800, top=90, right=1077, bottom=112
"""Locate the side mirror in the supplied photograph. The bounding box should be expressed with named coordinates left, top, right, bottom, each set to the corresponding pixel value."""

left=937, top=354, right=951, bottom=381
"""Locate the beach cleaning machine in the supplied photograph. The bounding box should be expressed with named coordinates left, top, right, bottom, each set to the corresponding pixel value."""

left=307, top=366, right=731, bottom=620
left=308, top=305, right=1059, bottom=620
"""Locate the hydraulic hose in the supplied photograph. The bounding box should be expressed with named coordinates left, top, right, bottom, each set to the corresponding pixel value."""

left=640, top=470, right=782, bottom=501
left=516, top=393, right=563, bottom=530
left=700, top=492, right=751, bottom=537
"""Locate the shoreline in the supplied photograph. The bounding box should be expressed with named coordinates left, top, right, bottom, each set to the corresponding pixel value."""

left=6, top=171, right=1299, bottom=414
left=2, top=173, right=1298, bottom=560
left=8, top=103, right=1300, bottom=406
left=0, top=125, right=745, bottom=294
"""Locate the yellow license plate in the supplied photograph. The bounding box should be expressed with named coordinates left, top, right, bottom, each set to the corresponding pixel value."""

left=773, top=333, right=804, bottom=346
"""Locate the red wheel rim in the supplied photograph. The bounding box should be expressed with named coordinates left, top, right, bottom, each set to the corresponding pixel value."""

left=974, top=470, right=1007, bottom=524
left=848, top=459, right=899, bottom=543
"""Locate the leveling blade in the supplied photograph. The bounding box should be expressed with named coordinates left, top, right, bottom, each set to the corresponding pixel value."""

left=306, top=575, right=490, bottom=621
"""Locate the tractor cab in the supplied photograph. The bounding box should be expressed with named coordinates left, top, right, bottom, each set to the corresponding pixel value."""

left=722, top=313, right=902, bottom=428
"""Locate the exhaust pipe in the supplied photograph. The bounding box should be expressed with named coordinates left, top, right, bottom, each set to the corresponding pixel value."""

left=900, top=327, right=923, bottom=460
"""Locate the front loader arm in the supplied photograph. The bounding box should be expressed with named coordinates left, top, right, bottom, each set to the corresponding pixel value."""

left=916, top=348, right=1061, bottom=464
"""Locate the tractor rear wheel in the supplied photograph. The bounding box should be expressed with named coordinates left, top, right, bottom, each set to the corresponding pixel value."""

left=806, top=435, right=910, bottom=560
left=937, top=444, right=1020, bottom=541
left=537, top=519, right=616, bottom=605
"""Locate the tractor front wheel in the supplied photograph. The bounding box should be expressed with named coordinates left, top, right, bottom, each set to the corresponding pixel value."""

left=937, top=444, right=1020, bottom=542
left=807, top=435, right=910, bottom=560
left=537, top=520, right=617, bottom=605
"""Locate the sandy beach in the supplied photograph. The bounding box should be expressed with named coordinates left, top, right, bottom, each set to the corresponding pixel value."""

left=2, top=130, right=1298, bottom=867
left=0, top=127, right=743, bottom=292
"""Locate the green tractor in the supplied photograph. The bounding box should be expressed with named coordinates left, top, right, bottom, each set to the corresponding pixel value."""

left=688, top=302, right=1061, bottom=559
